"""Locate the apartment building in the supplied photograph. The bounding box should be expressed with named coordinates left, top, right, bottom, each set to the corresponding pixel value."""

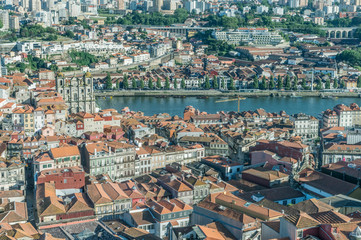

left=212, top=28, right=283, bottom=46
left=86, top=182, right=132, bottom=218
left=0, top=157, right=25, bottom=191
left=81, top=142, right=136, bottom=181
left=148, top=199, right=193, bottom=238
left=290, top=113, right=319, bottom=139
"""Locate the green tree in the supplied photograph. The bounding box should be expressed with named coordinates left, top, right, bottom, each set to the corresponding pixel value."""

left=260, top=76, right=267, bottom=90
left=253, top=76, right=259, bottom=89
left=173, top=79, right=177, bottom=89
left=156, top=77, right=162, bottom=89
left=69, top=51, right=98, bottom=66
left=316, top=78, right=322, bottom=90
left=301, top=78, right=307, bottom=90
left=269, top=76, right=275, bottom=89
left=165, top=77, right=170, bottom=90
left=123, top=74, right=129, bottom=89
left=355, top=27, right=361, bottom=41
left=213, top=76, right=218, bottom=89
left=229, top=77, right=235, bottom=90
left=140, top=79, right=145, bottom=89
left=148, top=79, right=154, bottom=89
left=181, top=78, right=186, bottom=89
left=325, top=79, right=331, bottom=89
left=336, top=48, right=361, bottom=67
left=334, top=79, right=338, bottom=89
left=16, top=62, right=27, bottom=73
left=292, top=78, right=297, bottom=91
left=277, top=75, right=283, bottom=90
left=285, top=75, right=291, bottom=90
left=106, top=73, right=112, bottom=89
left=204, top=75, right=211, bottom=90
left=64, top=30, right=74, bottom=38
left=132, top=78, right=137, bottom=89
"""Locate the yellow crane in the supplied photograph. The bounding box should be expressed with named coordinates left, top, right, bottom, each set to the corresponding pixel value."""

left=215, top=96, right=246, bottom=112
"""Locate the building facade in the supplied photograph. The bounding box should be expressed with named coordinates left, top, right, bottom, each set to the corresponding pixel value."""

left=56, top=74, right=95, bottom=114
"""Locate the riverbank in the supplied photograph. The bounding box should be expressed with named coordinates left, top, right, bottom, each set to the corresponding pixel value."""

left=94, top=90, right=361, bottom=98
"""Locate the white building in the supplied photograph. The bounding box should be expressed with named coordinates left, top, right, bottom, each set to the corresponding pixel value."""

left=212, top=28, right=283, bottom=46
left=0, top=10, right=9, bottom=30
left=273, top=7, right=284, bottom=15
left=334, top=104, right=354, bottom=128
left=256, top=5, right=269, bottom=14
left=290, top=113, right=319, bottom=139
left=0, top=158, right=25, bottom=191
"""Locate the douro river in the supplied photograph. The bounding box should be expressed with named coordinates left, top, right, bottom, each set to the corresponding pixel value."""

left=96, top=96, right=361, bottom=116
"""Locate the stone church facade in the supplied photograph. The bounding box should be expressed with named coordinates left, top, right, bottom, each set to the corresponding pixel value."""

left=56, top=74, right=95, bottom=114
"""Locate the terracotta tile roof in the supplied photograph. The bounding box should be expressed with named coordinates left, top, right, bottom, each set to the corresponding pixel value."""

left=197, top=225, right=226, bottom=240
left=39, top=233, right=65, bottom=240
left=38, top=197, right=66, bottom=217
left=166, top=179, right=192, bottom=192
left=147, top=198, right=192, bottom=215
left=0, top=202, right=28, bottom=224
left=129, top=210, right=156, bottom=226
left=242, top=168, right=288, bottom=181
left=0, top=190, right=23, bottom=199
left=85, top=142, right=109, bottom=155
left=205, top=222, right=237, bottom=240
left=50, top=146, right=80, bottom=159
left=12, top=222, right=38, bottom=237
left=102, top=183, right=129, bottom=200
left=197, top=200, right=256, bottom=224
left=284, top=212, right=320, bottom=229
left=310, top=211, right=352, bottom=224
left=290, top=198, right=335, bottom=214
left=118, top=181, right=144, bottom=199
left=34, top=152, right=53, bottom=163
left=66, top=193, right=93, bottom=213
left=86, top=184, right=112, bottom=205
left=213, top=192, right=283, bottom=220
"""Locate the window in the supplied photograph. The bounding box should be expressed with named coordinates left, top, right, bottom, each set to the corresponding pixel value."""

left=291, top=199, right=296, bottom=204
left=64, top=179, right=67, bottom=183
left=282, top=200, right=287, bottom=205
left=297, top=230, right=303, bottom=238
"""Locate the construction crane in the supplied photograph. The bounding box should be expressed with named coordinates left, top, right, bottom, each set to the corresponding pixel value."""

left=215, top=96, right=246, bottom=112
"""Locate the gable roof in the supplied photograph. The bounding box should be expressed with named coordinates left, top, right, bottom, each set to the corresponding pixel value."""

left=290, top=198, right=335, bottom=214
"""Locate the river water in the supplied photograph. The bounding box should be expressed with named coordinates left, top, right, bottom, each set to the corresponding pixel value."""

left=96, top=96, right=361, bottom=117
